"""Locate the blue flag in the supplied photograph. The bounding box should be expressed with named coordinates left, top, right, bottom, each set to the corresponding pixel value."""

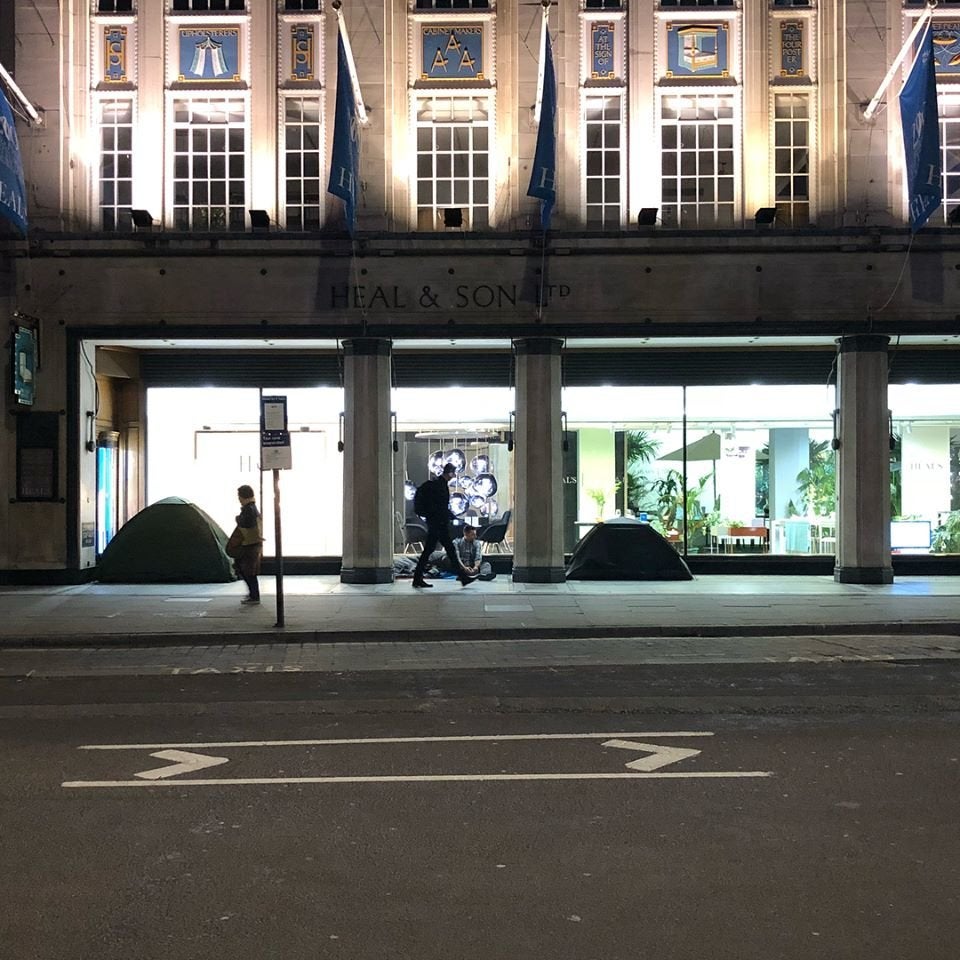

left=0, top=85, right=27, bottom=235
left=899, top=20, right=942, bottom=232
left=527, top=28, right=557, bottom=231
left=327, top=30, right=360, bottom=234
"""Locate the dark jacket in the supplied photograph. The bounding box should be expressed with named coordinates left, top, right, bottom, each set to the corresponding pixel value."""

left=416, top=475, right=454, bottom=527
left=236, top=501, right=263, bottom=546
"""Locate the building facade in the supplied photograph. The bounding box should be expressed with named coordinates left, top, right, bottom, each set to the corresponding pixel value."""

left=2, top=0, right=960, bottom=584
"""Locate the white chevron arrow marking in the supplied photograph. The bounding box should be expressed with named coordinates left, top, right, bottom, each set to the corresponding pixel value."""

left=601, top=739, right=702, bottom=772
left=135, top=749, right=230, bottom=780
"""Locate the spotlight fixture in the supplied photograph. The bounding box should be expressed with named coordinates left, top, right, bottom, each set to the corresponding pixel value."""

left=637, top=207, right=659, bottom=227
left=131, top=209, right=155, bottom=230
left=443, top=208, right=464, bottom=228
left=754, top=207, right=777, bottom=226
left=249, top=209, right=271, bottom=230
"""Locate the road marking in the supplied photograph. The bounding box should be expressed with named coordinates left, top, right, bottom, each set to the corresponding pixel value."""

left=78, top=731, right=716, bottom=751
left=601, top=738, right=702, bottom=772
left=135, top=749, right=229, bottom=780
left=62, top=770, right=773, bottom=789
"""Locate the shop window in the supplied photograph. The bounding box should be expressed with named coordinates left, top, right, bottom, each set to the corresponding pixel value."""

left=16, top=413, right=59, bottom=502
left=171, top=0, right=246, bottom=11
left=172, top=97, right=246, bottom=231
left=584, top=95, right=623, bottom=228
left=660, top=0, right=734, bottom=7
left=890, top=387, right=960, bottom=554
left=283, top=96, right=323, bottom=231
left=660, top=93, right=737, bottom=227
left=414, top=0, right=490, bottom=9
left=938, top=97, right=960, bottom=225
left=415, top=95, right=491, bottom=231
left=98, top=98, right=134, bottom=232
left=773, top=93, right=810, bottom=226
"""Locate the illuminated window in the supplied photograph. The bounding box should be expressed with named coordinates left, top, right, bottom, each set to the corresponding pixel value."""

left=284, top=96, right=323, bottom=231
left=172, top=97, right=246, bottom=231
left=415, top=95, right=491, bottom=230
left=938, top=96, right=960, bottom=225
left=171, top=0, right=245, bottom=10
left=414, top=0, right=490, bottom=8
left=660, top=93, right=737, bottom=227
left=98, top=98, right=133, bottom=231
left=774, top=93, right=810, bottom=226
left=584, top=95, right=622, bottom=228
left=660, top=0, right=734, bottom=7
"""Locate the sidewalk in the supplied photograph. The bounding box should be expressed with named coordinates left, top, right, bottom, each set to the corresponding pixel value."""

left=0, top=574, right=958, bottom=647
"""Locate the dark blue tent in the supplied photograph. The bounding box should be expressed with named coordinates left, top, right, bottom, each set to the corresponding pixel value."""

left=565, top=517, right=693, bottom=581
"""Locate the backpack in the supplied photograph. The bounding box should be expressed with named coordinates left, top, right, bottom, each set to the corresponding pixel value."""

left=413, top=480, right=429, bottom=518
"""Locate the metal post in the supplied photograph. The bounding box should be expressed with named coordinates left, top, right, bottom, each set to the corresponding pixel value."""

left=273, top=468, right=285, bottom=628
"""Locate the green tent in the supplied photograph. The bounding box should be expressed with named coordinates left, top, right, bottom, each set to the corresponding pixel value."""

left=96, top=497, right=237, bottom=583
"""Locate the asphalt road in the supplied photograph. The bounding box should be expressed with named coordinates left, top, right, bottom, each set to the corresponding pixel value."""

left=3, top=666, right=960, bottom=960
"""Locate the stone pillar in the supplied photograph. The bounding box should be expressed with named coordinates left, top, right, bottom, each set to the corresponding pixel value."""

left=340, top=338, right=394, bottom=584
left=513, top=338, right=565, bottom=583
left=834, top=335, right=893, bottom=584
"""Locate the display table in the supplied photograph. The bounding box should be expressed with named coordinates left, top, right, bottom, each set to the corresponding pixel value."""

left=711, top=525, right=769, bottom=553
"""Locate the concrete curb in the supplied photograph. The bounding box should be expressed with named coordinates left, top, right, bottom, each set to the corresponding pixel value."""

left=2, top=620, right=960, bottom=648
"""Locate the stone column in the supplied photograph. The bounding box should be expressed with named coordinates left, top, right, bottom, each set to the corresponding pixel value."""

left=513, top=338, right=565, bottom=583
left=834, top=335, right=893, bottom=584
left=340, top=338, right=394, bottom=584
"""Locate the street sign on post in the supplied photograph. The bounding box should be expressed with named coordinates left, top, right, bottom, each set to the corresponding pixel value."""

left=260, top=395, right=291, bottom=628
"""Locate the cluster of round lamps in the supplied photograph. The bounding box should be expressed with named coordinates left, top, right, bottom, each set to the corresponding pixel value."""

left=405, top=448, right=500, bottom=521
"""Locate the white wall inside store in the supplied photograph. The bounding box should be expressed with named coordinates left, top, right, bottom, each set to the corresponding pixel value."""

left=146, top=387, right=344, bottom=555
left=716, top=434, right=758, bottom=524
left=901, top=425, right=951, bottom=520
left=578, top=428, right=616, bottom=520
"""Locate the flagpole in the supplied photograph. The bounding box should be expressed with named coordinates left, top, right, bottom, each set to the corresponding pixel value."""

left=534, top=1, right=549, bottom=124
left=530, top=0, right=553, bottom=323
left=332, top=1, right=367, bottom=125
left=863, top=6, right=934, bottom=120
left=0, top=62, right=41, bottom=125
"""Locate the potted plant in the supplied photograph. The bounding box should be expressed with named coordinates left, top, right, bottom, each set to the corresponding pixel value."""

left=932, top=511, right=960, bottom=554
left=587, top=481, right=621, bottom=522
left=651, top=469, right=710, bottom=548
left=587, top=487, right=607, bottom=521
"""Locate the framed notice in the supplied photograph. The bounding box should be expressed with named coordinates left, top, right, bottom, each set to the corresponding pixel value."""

left=16, top=412, right=58, bottom=501
left=12, top=324, right=36, bottom=406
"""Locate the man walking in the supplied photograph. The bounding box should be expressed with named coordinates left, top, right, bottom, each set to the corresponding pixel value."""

left=411, top=463, right=477, bottom=589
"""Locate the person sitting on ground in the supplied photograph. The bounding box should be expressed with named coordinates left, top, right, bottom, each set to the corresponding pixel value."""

left=453, top=524, right=495, bottom=581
